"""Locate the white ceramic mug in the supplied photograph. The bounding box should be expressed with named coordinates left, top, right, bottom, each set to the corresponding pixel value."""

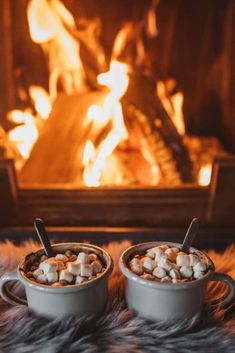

left=119, top=241, right=235, bottom=321
left=0, top=242, right=113, bottom=318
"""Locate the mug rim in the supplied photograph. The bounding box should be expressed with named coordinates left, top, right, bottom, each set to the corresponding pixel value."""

left=18, top=242, right=113, bottom=293
left=119, top=241, right=215, bottom=290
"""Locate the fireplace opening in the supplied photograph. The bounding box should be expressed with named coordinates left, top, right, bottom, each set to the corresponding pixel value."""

left=0, top=0, right=235, bottom=227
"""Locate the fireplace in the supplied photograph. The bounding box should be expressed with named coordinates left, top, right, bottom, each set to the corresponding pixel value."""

left=0, top=0, right=235, bottom=228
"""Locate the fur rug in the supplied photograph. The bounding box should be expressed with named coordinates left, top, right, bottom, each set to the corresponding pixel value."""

left=0, top=240, right=234, bottom=353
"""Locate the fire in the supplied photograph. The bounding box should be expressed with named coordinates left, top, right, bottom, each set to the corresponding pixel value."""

left=157, top=80, right=185, bottom=136
left=29, top=86, right=51, bottom=119
left=82, top=61, right=129, bottom=187
left=198, top=163, right=212, bottom=186
left=7, top=110, right=38, bottom=160
left=27, top=0, right=86, bottom=100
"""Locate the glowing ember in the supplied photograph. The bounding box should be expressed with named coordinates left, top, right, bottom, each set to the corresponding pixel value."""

left=29, top=86, right=51, bottom=119
left=198, top=164, right=212, bottom=186
left=83, top=61, right=129, bottom=187
left=7, top=110, right=38, bottom=159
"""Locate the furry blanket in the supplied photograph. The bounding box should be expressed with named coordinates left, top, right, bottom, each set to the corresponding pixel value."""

left=0, top=240, right=234, bottom=353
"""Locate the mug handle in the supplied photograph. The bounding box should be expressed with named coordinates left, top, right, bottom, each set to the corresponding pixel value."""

left=209, top=272, right=235, bottom=309
left=0, top=272, right=27, bottom=306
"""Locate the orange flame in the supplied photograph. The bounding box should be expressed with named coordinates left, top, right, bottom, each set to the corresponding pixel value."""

left=29, top=86, right=51, bottom=119
left=7, top=110, right=39, bottom=159
left=27, top=0, right=86, bottom=100
left=198, top=163, right=212, bottom=186
left=83, top=61, right=129, bottom=187
left=157, top=81, right=185, bottom=136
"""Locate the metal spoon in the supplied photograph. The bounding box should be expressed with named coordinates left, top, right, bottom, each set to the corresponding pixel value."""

left=34, top=218, right=54, bottom=257
left=181, top=218, right=200, bottom=253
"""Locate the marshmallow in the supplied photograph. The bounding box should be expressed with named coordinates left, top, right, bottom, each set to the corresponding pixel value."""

left=165, top=248, right=177, bottom=262
left=33, top=268, right=43, bottom=279
left=76, top=252, right=90, bottom=264
left=146, top=249, right=155, bottom=259
left=194, top=271, right=205, bottom=279
left=176, top=254, right=190, bottom=267
left=56, top=260, right=65, bottom=271
left=180, top=266, right=193, bottom=278
left=142, top=257, right=157, bottom=272
left=67, top=262, right=81, bottom=275
left=89, top=253, right=98, bottom=262
left=158, top=258, right=173, bottom=271
left=39, top=261, right=57, bottom=274
left=141, top=273, right=155, bottom=280
left=156, top=253, right=168, bottom=263
left=47, top=272, right=58, bottom=284
left=52, top=282, right=61, bottom=287
left=80, top=264, right=93, bottom=277
left=159, top=245, right=169, bottom=251
left=193, top=261, right=208, bottom=272
left=40, top=255, right=48, bottom=263
left=37, top=274, right=48, bottom=284
left=161, top=276, right=172, bottom=283
left=59, top=270, right=74, bottom=284
left=169, top=269, right=180, bottom=279
left=189, top=254, right=200, bottom=267
left=153, top=266, right=167, bottom=279
left=91, top=260, right=102, bottom=275
left=130, top=258, right=143, bottom=275
left=55, top=254, right=69, bottom=263
left=75, top=276, right=86, bottom=284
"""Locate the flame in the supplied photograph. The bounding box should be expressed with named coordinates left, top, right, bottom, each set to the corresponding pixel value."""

left=146, top=0, right=159, bottom=38
left=7, top=110, right=38, bottom=159
left=27, top=0, right=86, bottom=100
left=83, top=61, right=129, bottom=187
left=198, top=163, right=212, bottom=186
left=157, top=81, right=185, bottom=136
left=29, top=86, right=52, bottom=119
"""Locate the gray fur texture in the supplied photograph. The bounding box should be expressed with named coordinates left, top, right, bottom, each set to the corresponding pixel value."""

left=0, top=240, right=234, bottom=353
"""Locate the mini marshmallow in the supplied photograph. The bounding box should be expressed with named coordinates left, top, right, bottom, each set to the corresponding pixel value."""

left=33, top=268, right=43, bottom=278
left=67, top=262, right=81, bottom=275
left=151, top=247, right=163, bottom=259
left=156, top=253, right=168, bottom=263
left=158, top=258, right=173, bottom=271
left=194, top=271, right=205, bottom=279
left=130, top=258, right=143, bottom=275
left=75, top=276, right=86, bottom=284
left=91, top=260, right=102, bottom=275
left=171, top=247, right=180, bottom=254
left=80, top=264, right=93, bottom=277
left=37, top=274, right=48, bottom=284
left=153, top=266, right=167, bottom=279
left=189, top=254, right=200, bottom=267
left=47, top=272, right=58, bottom=283
left=161, top=276, right=172, bottom=283
left=55, top=254, right=69, bottom=263
left=59, top=270, right=74, bottom=284
left=40, top=255, right=48, bottom=263
left=141, top=273, right=155, bottom=280
left=56, top=260, right=65, bottom=271
left=142, top=257, right=157, bottom=272
left=76, top=252, right=90, bottom=264
left=39, top=261, right=57, bottom=274
left=165, top=248, right=177, bottom=262
left=180, top=266, right=193, bottom=278
left=169, top=268, right=180, bottom=279
left=146, top=249, right=155, bottom=259
left=159, top=245, right=169, bottom=251
left=193, top=261, right=208, bottom=272
left=176, top=254, right=190, bottom=267
left=89, top=253, right=98, bottom=262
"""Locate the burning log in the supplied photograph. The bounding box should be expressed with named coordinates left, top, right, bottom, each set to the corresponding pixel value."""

left=123, top=73, right=195, bottom=184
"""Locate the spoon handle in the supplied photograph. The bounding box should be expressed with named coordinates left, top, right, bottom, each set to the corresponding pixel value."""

left=34, top=218, right=54, bottom=257
left=181, top=218, right=200, bottom=253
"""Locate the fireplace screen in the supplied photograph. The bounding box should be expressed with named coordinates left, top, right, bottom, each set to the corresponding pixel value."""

left=1, top=0, right=234, bottom=189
